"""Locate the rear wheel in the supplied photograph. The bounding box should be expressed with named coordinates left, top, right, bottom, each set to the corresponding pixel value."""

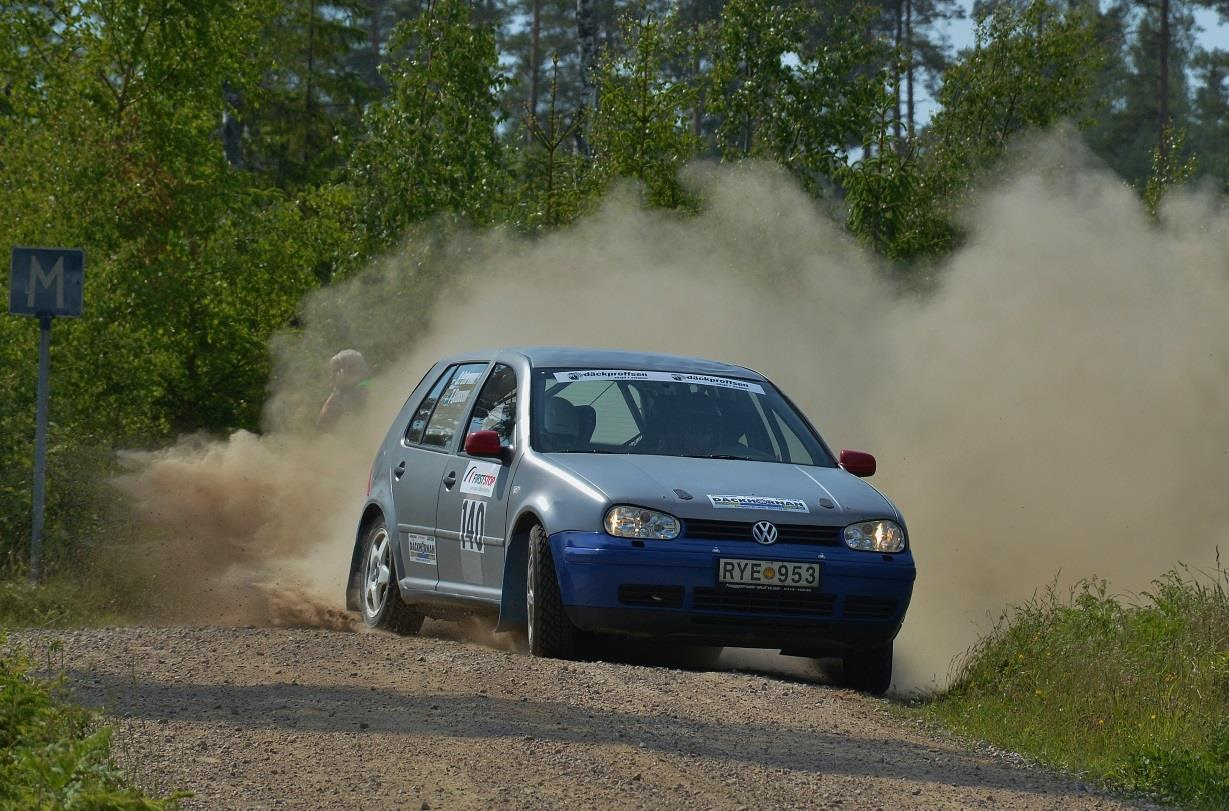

left=526, top=524, right=578, bottom=658
left=842, top=642, right=893, bottom=695
left=361, top=520, right=424, bottom=635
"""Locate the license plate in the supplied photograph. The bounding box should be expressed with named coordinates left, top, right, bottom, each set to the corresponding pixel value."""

left=717, top=558, right=820, bottom=589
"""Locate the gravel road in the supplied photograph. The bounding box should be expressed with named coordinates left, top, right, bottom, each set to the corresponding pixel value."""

left=9, top=624, right=1149, bottom=811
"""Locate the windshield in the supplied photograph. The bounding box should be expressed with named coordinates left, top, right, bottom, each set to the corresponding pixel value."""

left=530, top=368, right=835, bottom=466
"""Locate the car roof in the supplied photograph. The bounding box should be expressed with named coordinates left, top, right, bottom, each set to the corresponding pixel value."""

left=438, top=346, right=768, bottom=382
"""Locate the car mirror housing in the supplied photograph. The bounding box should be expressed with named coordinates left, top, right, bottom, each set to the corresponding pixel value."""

left=464, top=430, right=508, bottom=462
left=839, top=449, right=876, bottom=478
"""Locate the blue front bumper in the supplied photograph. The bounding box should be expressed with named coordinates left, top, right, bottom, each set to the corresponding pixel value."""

left=550, top=531, right=916, bottom=654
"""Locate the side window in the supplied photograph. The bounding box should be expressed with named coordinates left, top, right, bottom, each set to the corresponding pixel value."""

left=467, top=364, right=517, bottom=446
left=421, top=363, right=488, bottom=449
left=404, top=367, right=454, bottom=445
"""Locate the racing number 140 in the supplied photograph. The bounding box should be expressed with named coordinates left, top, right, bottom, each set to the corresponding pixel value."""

left=460, top=499, right=485, bottom=552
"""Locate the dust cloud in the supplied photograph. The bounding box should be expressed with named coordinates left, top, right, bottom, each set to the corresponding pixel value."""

left=116, top=135, right=1229, bottom=690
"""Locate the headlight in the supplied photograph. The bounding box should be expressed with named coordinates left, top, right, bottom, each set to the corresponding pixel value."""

left=604, top=505, right=681, bottom=540
left=844, top=520, right=906, bottom=553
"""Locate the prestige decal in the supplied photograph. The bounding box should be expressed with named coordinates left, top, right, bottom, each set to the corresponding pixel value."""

left=460, top=460, right=500, bottom=497
left=708, top=495, right=810, bottom=513
left=553, top=370, right=766, bottom=394
left=404, top=533, right=437, bottom=565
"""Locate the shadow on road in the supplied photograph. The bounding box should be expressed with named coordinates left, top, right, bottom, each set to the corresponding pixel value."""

left=64, top=667, right=1076, bottom=799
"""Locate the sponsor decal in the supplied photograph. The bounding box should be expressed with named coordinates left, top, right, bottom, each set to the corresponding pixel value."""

left=460, top=499, right=485, bottom=552
left=552, top=370, right=765, bottom=394
left=404, top=533, right=437, bottom=565
left=707, top=495, right=810, bottom=513
left=554, top=369, right=652, bottom=382
left=460, top=460, right=500, bottom=497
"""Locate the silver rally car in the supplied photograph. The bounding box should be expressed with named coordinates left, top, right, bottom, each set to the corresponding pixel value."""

left=347, top=347, right=915, bottom=693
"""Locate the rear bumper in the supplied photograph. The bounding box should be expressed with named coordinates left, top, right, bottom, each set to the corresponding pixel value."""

left=550, top=531, right=916, bottom=655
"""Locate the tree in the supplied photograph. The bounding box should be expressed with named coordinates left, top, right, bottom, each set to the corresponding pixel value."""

left=708, top=0, right=886, bottom=193
left=588, top=4, right=700, bottom=207
left=924, top=0, right=1102, bottom=188
left=252, top=0, right=375, bottom=186
left=868, top=0, right=963, bottom=140
left=1083, top=0, right=1197, bottom=184
left=351, top=0, right=509, bottom=250
left=1189, top=48, right=1229, bottom=182
left=843, top=0, right=1103, bottom=262
left=0, top=0, right=335, bottom=568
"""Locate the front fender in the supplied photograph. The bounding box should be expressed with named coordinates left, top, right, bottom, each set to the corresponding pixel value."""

left=346, top=498, right=391, bottom=612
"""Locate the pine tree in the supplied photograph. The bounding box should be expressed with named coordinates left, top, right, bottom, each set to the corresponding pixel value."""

left=254, top=0, right=375, bottom=186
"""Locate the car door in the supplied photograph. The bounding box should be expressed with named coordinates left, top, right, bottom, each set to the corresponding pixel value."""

left=390, top=363, right=485, bottom=592
left=434, top=363, right=518, bottom=600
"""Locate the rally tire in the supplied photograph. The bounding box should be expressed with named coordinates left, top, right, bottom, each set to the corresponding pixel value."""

left=360, top=520, right=424, bottom=635
left=842, top=642, right=893, bottom=695
left=526, top=524, right=578, bottom=659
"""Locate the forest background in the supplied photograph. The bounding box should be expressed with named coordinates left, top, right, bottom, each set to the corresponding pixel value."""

left=1, top=0, right=1224, bottom=572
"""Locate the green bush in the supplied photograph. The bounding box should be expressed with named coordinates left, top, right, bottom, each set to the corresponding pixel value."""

left=0, top=637, right=176, bottom=809
left=921, top=561, right=1229, bottom=809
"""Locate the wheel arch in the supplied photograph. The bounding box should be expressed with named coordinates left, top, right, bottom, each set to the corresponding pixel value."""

left=346, top=502, right=388, bottom=612
left=495, top=508, right=546, bottom=632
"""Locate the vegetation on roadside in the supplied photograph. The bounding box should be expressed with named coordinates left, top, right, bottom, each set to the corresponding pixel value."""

left=918, top=561, right=1229, bottom=809
left=0, top=578, right=139, bottom=630
left=0, top=636, right=176, bottom=809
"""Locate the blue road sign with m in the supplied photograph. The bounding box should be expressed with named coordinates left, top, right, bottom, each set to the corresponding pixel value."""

left=9, top=247, right=85, bottom=318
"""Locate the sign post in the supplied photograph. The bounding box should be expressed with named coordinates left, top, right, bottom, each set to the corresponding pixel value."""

left=9, top=247, right=85, bottom=583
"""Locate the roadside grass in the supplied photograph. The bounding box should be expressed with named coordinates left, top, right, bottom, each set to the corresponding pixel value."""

left=0, top=634, right=178, bottom=809
left=0, top=575, right=138, bottom=629
left=917, top=559, right=1229, bottom=809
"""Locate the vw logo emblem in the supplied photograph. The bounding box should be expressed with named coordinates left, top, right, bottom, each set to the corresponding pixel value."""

left=752, top=521, right=778, bottom=545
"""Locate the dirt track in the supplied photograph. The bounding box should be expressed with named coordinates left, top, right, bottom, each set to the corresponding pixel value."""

left=10, top=624, right=1150, bottom=810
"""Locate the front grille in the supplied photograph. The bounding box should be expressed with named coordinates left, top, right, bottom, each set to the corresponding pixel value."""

left=618, top=584, right=685, bottom=608
left=692, top=587, right=835, bottom=617
left=684, top=519, right=841, bottom=546
left=842, top=596, right=899, bottom=619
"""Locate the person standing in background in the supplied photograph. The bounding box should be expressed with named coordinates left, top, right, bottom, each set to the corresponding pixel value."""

left=317, top=350, right=372, bottom=430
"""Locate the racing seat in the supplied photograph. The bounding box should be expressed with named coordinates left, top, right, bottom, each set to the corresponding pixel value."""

left=538, top=395, right=582, bottom=452
left=575, top=405, right=597, bottom=446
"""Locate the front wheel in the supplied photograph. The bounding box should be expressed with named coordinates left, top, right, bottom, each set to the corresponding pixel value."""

left=841, top=642, right=893, bottom=695
left=526, top=524, right=578, bottom=658
left=360, top=520, right=424, bottom=635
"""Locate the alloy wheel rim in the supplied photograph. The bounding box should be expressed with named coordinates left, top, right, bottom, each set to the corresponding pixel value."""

left=364, top=528, right=391, bottom=618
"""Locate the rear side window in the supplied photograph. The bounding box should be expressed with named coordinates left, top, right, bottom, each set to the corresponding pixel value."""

left=405, top=368, right=454, bottom=445
left=421, top=363, right=488, bottom=449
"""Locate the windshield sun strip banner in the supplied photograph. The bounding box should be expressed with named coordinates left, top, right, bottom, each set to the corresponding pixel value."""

left=707, top=495, right=811, bottom=513
left=552, top=369, right=765, bottom=394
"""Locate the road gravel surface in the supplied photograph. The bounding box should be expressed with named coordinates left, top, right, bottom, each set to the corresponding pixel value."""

left=9, top=624, right=1153, bottom=810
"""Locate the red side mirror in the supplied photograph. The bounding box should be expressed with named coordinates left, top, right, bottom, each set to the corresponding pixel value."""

left=839, top=449, right=876, bottom=478
left=464, top=430, right=504, bottom=459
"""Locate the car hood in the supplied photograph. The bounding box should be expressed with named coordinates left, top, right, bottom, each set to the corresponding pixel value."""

left=543, top=453, right=898, bottom=523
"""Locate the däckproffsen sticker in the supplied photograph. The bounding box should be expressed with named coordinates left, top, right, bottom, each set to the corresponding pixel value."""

left=553, top=370, right=765, bottom=394
left=707, top=495, right=810, bottom=513
left=404, top=533, right=437, bottom=565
